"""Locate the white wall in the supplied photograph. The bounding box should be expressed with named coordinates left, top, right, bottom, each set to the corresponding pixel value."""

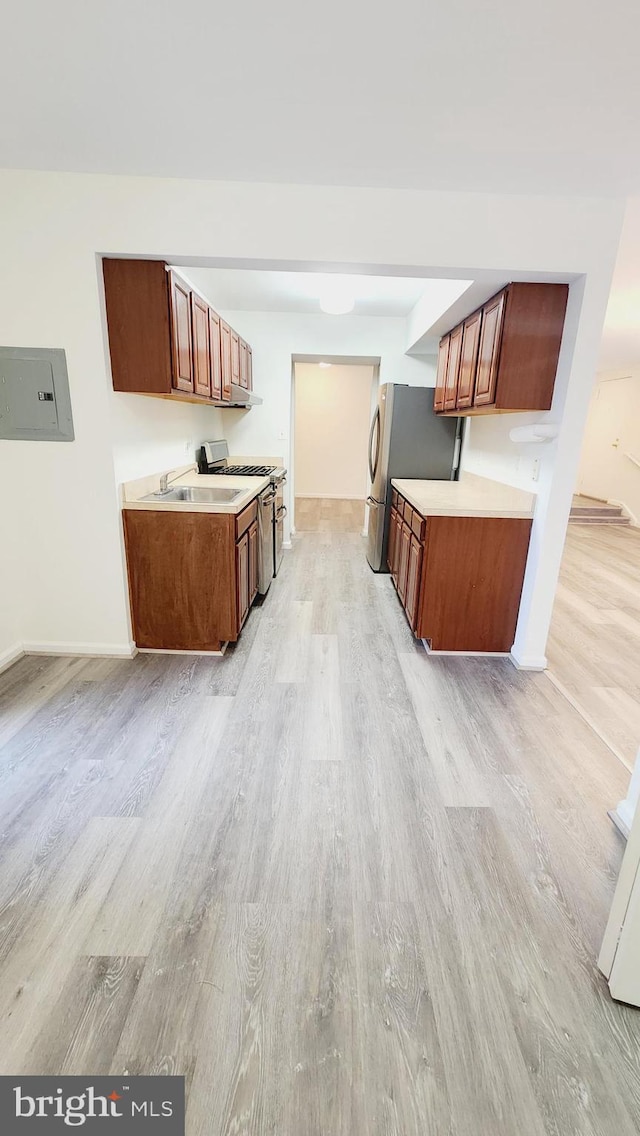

left=576, top=370, right=640, bottom=521
left=0, top=168, right=624, bottom=659
left=462, top=413, right=554, bottom=493
left=0, top=490, right=23, bottom=666
left=294, top=364, right=375, bottom=498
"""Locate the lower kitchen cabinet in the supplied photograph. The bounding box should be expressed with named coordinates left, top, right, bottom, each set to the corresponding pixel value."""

left=123, top=503, right=259, bottom=651
left=389, top=490, right=532, bottom=653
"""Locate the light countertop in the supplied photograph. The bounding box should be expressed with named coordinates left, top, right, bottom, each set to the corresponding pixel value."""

left=391, top=474, right=535, bottom=519
left=122, top=465, right=270, bottom=514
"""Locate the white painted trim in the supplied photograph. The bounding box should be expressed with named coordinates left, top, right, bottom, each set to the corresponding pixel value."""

left=282, top=540, right=292, bottom=549
left=22, top=640, right=137, bottom=659
left=422, top=640, right=510, bottom=659
left=137, top=644, right=228, bottom=657
left=609, top=748, right=640, bottom=840
left=0, top=642, right=25, bottom=675
left=607, top=497, right=639, bottom=528
left=509, top=649, right=548, bottom=671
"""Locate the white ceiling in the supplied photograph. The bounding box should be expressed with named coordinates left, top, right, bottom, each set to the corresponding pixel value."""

left=181, top=267, right=471, bottom=320
left=2, top=1, right=640, bottom=196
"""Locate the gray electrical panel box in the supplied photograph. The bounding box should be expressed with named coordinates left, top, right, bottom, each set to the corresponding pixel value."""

left=0, top=347, right=74, bottom=441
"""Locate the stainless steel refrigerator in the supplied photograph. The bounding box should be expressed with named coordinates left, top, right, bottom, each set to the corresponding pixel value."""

left=366, top=384, right=461, bottom=571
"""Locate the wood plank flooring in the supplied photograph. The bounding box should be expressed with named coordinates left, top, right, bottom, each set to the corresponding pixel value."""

left=295, top=496, right=365, bottom=532
left=1, top=503, right=639, bottom=1134
left=547, top=523, right=640, bottom=768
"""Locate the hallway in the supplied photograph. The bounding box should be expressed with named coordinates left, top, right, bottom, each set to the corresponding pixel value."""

left=0, top=523, right=638, bottom=1135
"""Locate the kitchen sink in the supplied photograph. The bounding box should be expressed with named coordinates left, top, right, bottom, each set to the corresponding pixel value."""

left=140, top=486, right=243, bottom=504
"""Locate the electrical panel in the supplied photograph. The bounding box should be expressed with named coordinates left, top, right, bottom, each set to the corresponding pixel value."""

left=0, top=347, right=74, bottom=441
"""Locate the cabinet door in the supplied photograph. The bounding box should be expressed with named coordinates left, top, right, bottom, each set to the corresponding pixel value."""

left=231, top=330, right=240, bottom=387
left=236, top=532, right=249, bottom=629
left=239, top=339, right=248, bottom=389
left=387, top=506, right=398, bottom=573
left=405, top=534, right=423, bottom=630
left=397, top=522, right=411, bottom=605
left=474, top=290, right=506, bottom=407
left=220, top=320, right=232, bottom=401
left=434, top=335, right=450, bottom=412
left=443, top=323, right=463, bottom=411
left=168, top=271, right=193, bottom=392
left=248, top=520, right=258, bottom=604
left=246, top=344, right=253, bottom=391
left=191, top=293, right=211, bottom=398
left=209, top=309, right=222, bottom=401
left=456, top=309, right=482, bottom=409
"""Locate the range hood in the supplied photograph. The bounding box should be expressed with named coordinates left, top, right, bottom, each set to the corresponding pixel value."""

left=226, top=383, right=263, bottom=408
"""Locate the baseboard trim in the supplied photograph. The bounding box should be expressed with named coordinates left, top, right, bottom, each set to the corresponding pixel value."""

left=509, top=650, right=548, bottom=671
left=137, top=644, right=228, bottom=658
left=0, top=643, right=25, bottom=675
left=282, top=540, right=292, bottom=549
left=22, top=640, right=137, bottom=659
left=422, top=640, right=510, bottom=659
left=608, top=807, right=631, bottom=841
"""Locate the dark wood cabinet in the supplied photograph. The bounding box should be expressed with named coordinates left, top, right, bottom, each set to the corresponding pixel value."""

left=474, top=290, right=505, bottom=407
left=435, top=282, right=568, bottom=416
left=456, top=309, right=483, bottom=409
left=191, top=292, right=211, bottom=398
left=236, top=532, right=250, bottom=629
left=434, top=335, right=449, bottom=413
left=231, top=330, right=240, bottom=387
left=248, top=520, right=258, bottom=604
left=220, top=320, right=232, bottom=401
left=209, top=308, right=222, bottom=401
left=103, top=259, right=255, bottom=408
left=389, top=487, right=532, bottom=652
left=168, top=271, right=194, bottom=393
left=123, top=497, right=262, bottom=652
left=443, top=323, right=463, bottom=411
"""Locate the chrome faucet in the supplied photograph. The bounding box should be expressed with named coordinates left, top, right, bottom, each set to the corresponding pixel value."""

left=159, top=471, right=174, bottom=493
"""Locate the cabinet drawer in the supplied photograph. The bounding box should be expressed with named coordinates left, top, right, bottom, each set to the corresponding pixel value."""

left=410, top=511, right=425, bottom=541
left=391, top=488, right=399, bottom=509
left=235, top=498, right=258, bottom=540
left=402, top=499, right=413, bottom=524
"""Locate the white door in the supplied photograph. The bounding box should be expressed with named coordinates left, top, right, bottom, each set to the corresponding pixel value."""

left=599, top=784, right=640, bottom=1006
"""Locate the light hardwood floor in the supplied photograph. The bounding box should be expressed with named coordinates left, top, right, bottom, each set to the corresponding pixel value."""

left=295, top=496, right=365, bottom=532
left=547, top=523, right=640, bottom=769
left=0, top=511, right=639, bottom=1135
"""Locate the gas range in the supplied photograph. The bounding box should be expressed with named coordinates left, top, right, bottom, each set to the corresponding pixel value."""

left=197, top=442, right=285, bottom=485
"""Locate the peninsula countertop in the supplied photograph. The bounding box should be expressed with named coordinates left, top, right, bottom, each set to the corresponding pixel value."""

left=391, top=473, right=536, bottom=519
left=122, top=465, right=270, bottom=514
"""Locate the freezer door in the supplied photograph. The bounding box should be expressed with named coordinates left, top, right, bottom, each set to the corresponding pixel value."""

left=370, top=385, right=394, bottom=502
left=366, top=496, right=387, bottom=571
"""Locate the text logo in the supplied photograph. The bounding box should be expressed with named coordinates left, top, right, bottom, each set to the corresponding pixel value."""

left=0, top=1077, right=184, bottom=1133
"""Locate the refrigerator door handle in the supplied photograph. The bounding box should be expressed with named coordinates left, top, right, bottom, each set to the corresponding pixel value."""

left=368, top=406, right=381, bottom=483
left=366, top=495, right=380, bottom=507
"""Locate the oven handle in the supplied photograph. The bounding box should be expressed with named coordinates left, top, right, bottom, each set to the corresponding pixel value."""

left=262, top=491, right=277, bottom=505
left=276, top=504, right=288, bottom=519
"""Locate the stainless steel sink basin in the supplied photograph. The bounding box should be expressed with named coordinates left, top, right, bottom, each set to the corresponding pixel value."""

left=140, top=486, right=243, bottom=504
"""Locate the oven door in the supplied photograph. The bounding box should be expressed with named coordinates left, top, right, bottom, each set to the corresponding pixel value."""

left=257, top=488, right=276, bottom=594
left=273, top=483, right=286, bottom=575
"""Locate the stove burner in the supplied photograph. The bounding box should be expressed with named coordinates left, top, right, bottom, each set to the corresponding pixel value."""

left=218, top=464, right=276, bottom=476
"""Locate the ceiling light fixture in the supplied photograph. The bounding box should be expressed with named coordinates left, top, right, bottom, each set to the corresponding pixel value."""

left=319, top=285, right=355, bottom=315
left=318, top=361, right=332, bottom=368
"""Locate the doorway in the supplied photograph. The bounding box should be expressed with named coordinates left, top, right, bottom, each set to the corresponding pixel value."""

left=292, top=360, right=378, bottom=533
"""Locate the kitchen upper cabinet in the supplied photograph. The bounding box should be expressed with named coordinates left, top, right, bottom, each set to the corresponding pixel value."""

left=209, top=308, right=222, bottom=401
left=220, top=320, right=233, bottom=401
left=474, top=290, right=505, bottom=407
left=191, top=292, right=211, bottom=398
left=456, top=309, right=483, bottom=409
left=434, top=335, right=450, bottom=412
left=231, top=329, right=241, bottom=387
left=102, top=258, right=255, bottom=408
left=168, top=271, right=194, bottom=393
left=443, top=324, right=463, bottom=411
left=435, top=282, right=568, bottom=416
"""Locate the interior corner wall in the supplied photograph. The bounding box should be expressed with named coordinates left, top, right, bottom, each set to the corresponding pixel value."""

left=461, top=412, right=558, bottom=493
left=0, top=168, right=624, bottom=657
left=0, top=490, right=23, bottom=666
left=294, top=364, right=375, bottom=498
